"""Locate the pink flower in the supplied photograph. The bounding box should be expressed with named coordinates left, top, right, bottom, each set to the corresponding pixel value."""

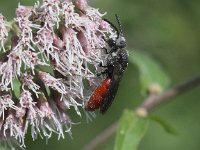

left=0, top=0, right=116, bottom=148
left=0, top=14, right=9, bottom=52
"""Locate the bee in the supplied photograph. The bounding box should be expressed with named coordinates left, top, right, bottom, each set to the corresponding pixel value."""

left=85, top=14, right=128, bottom=114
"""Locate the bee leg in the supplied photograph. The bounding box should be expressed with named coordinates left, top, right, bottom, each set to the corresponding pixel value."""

left=102, top=47, right=109, bottom=54
left=98, top=62, right=108, bottom=68
left=96, top=69, right=108, bottom=76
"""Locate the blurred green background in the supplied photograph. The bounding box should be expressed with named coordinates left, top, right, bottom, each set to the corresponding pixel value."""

left=1, top=0, right=200, bottom=150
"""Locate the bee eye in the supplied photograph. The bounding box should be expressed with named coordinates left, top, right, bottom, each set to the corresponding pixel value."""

left=117, top=39, right=126, bottom=48
left=120, top=41, right=124, bottom=45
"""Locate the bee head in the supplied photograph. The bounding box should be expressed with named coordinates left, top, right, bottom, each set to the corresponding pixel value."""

left=103, top=15, right=127, bottom=50
left=116, top=36, right=126, bottom=49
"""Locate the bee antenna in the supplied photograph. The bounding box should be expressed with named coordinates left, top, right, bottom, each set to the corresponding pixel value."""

left=103, top=18, right=120, bottom=38
left=115, top=14, right=124, bottom=36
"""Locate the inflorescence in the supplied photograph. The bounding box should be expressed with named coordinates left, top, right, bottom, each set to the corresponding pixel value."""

left=0, top=0, right=116, bottom=148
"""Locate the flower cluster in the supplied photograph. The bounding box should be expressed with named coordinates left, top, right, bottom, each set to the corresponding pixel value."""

left=0, top=0, right=116, bottom=148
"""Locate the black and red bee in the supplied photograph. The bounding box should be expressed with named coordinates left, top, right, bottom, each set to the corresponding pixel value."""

left=85, top=15, right=128, bottom=114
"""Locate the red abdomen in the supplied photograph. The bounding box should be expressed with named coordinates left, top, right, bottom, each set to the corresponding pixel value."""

left=85, top=78, right=111, bottom=111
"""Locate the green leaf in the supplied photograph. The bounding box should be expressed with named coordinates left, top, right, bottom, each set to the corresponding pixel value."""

left=0, top=145, right=5, bottom=150
left=13, top=79, right=21, bottom=97
left=150, top=115, right=178, bottom=136
left=114, top=110, right=149, bottom=150
left=129, top=51, right=170, bottom=95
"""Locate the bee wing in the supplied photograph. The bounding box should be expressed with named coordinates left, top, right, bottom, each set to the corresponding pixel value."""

left=100, top=66, right=123, bottom=114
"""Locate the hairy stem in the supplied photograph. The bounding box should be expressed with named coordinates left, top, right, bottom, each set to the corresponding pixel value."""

left=136, top=75, right=200, bottom=115
left=82, top=122, right=118, bottom=150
